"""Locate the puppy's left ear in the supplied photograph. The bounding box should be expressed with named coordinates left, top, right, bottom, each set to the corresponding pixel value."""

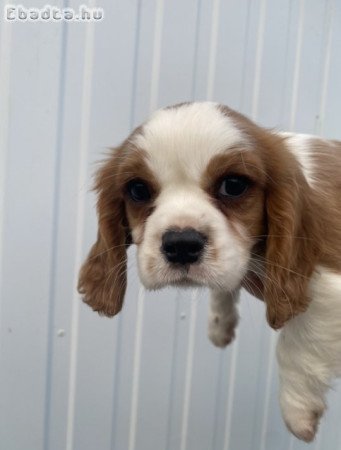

left=78, top=150, right=131, bottom=317
left=263, top=137, right=320, bottom=329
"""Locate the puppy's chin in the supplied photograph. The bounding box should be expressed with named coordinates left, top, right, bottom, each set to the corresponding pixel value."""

left=169, top=277, right=203, bottom=289
left=138, top=262, right=244, bottom=293
left=138, top=263, right=206, bottom=290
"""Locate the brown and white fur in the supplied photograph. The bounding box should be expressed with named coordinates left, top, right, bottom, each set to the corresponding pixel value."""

left=78, top=102, right=341, bottom=442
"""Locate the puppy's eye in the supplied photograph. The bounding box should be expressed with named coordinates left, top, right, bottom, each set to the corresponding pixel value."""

left=127, top=179, right=151, bottom=202
left=218, top=175, right=251, bottom=198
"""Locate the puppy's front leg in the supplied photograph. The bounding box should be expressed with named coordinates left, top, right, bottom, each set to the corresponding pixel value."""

left=277, top=311, right=330, bottom=442
left=208, top=290, right=239, bottom=348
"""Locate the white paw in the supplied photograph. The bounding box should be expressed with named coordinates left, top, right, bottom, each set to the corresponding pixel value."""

left=208, top=315, right=237, bottom=348
left=282, top=405, right=323, bottom=442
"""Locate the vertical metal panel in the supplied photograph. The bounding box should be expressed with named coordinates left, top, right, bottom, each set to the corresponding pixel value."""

left=323, top=0, right=341, bottom=139
left=66, top=3, right=97, bottom=449
left=0, top=1, right=341, bottom=450
left=157, top=0, right=201, bottom=106
left=0, top=2, right=12, bottom=316
left=71, top=2, right=143, bottom=450
left=293, top=0, right=330, bottom=133
left=0, top=1, right=64, bottom=449
left=212, top=0, right=251, bottom=108
left=45, top=16, right=87, bottom=446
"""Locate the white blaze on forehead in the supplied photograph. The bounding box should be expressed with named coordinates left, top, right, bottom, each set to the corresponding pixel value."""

left=280, top=132, right=317, bottom=187
left=132, top=102, right=245, bottom=184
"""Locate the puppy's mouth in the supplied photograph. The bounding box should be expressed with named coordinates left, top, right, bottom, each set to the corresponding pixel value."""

left=163, top=263, right=209, bottom=287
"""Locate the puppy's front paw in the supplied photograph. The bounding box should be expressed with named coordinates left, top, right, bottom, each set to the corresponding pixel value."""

left=282, top=404, right=323, bottom=442
left=208, top=315, right=237, bottom=348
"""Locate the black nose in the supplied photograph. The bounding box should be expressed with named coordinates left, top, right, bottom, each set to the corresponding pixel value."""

left=161, top=228, right=207, bottom=265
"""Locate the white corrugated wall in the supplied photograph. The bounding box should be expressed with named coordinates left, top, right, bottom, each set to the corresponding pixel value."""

left=0, top=1, right=341, bottom=449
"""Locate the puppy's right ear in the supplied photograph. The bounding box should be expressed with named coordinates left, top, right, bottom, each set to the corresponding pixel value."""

left=78, top=151, right=130, bottom=317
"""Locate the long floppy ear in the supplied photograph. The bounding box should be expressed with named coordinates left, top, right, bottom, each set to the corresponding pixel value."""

left=78, top=152, right=130, bottom=317
left=263, top=140, right=320, bottom=329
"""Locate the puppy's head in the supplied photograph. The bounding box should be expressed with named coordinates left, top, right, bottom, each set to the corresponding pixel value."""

left=78, top=102, right=319, bottom=328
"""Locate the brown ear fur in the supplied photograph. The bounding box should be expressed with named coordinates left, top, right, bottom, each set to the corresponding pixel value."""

left=224, top=107, right=321, bottom=329
left=263, top=137, right=320, bottom=329
left=78, top=150, right=130, bottom=317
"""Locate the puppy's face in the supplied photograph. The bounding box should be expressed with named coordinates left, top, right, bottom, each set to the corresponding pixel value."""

left=78, top=102, right=318, bottom=329
left=126, top=103, right=265, bottom=292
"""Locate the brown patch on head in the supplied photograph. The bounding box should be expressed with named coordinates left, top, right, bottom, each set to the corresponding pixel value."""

left=218, top=104, right=264, bottom=136
left=78, top=131, right=160, bottom=317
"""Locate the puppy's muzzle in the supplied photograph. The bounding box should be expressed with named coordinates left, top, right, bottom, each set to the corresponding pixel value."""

left=161, top=228, right=207, bottom=265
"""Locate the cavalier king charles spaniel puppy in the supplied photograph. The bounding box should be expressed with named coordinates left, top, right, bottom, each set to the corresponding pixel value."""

left=78, top=102, right=341, bottom=442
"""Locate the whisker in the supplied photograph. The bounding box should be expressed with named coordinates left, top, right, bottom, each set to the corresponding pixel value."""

left=249, top=234, right=314, bottom=241
left=88, top=243, right=131, bottom=261
left=249, top=252, right=309, bottom=279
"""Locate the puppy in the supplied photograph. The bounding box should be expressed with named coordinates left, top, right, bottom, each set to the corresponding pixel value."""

left=78, top=102, right=341, bottom=442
